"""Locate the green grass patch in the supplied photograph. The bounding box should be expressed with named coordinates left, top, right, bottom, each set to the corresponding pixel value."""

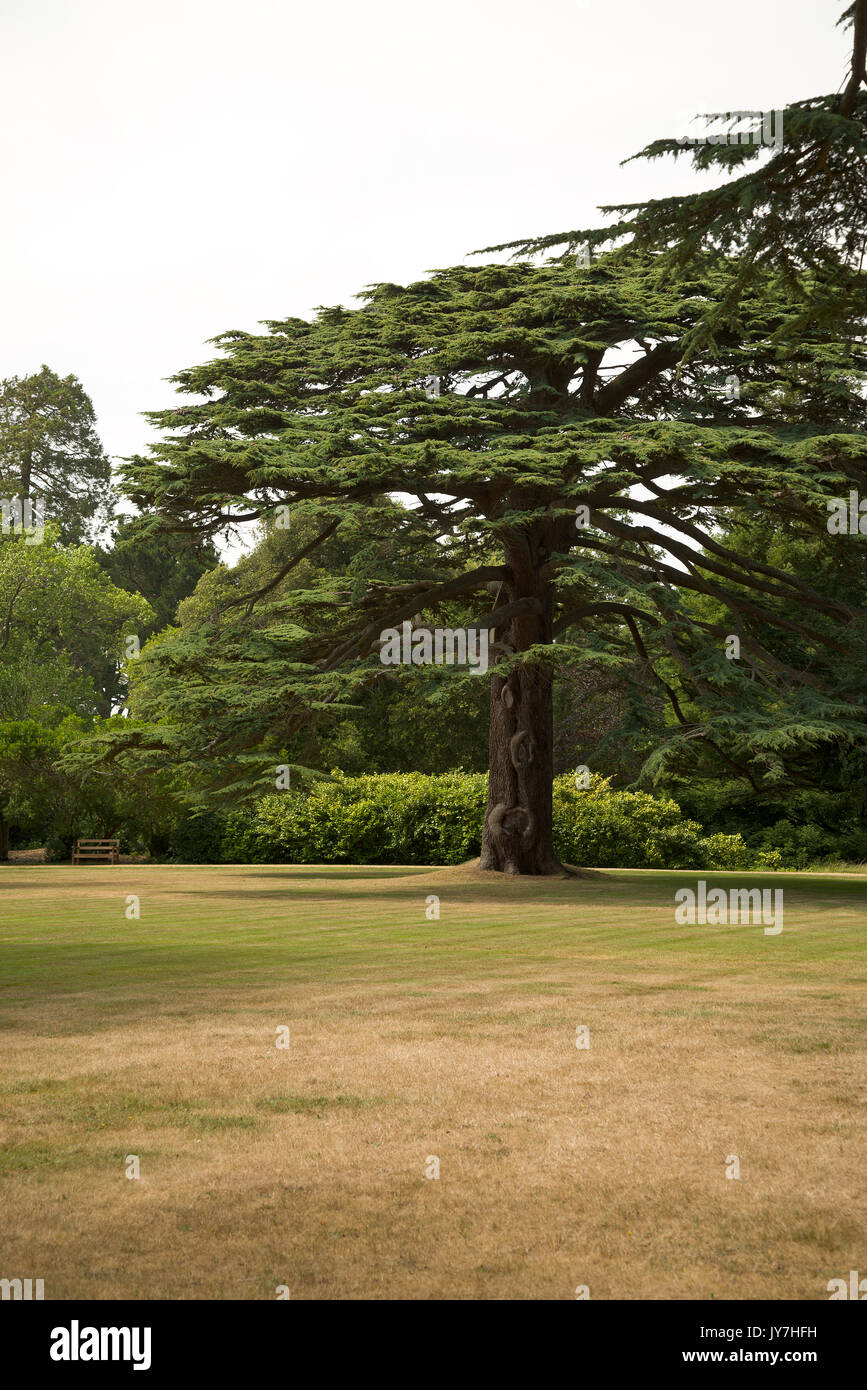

left=255, top=1094, right=382, bottom=1116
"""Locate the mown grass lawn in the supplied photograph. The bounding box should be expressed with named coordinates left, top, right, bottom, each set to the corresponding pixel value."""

left=0, top=862, right=864, bottom=1299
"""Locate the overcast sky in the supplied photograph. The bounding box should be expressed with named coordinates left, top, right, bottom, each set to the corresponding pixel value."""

left=0, top=0, right=848, bottom=511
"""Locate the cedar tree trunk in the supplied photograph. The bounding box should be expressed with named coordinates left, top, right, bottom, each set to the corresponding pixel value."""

left=479, top=519, right=570, bottom=875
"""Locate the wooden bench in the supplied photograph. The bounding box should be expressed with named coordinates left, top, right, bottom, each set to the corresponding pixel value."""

left=72, top=839, right=120, bottom=865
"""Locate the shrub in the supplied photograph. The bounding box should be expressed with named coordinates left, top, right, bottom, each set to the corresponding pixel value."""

left=753, top=819, right=866, bottom=870
left=158, top=770, right=776, bottom=870
left=223, top=771, right=487, bottom=865
left=698, top=831, right=784, bottom=872
left=164, top=810, right=234, bottom=863
left=552, top=774, right=777, bottom=869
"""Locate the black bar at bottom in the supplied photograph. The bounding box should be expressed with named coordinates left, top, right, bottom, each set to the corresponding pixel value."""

left=3, top=1299, right=861, bottom=1377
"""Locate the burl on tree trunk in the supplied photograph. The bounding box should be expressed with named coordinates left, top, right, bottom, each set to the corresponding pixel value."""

left=479, top=524, right=571, bottom=876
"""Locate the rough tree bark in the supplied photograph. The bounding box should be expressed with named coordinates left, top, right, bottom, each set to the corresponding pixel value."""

left=0, top=813, right=9, bottom=864
left=479, top=518, right=572, bottom=876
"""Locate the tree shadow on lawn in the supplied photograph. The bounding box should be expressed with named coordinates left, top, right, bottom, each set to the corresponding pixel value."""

left=166, top=864, right=867, bottom=913
left=239, top=865, right=431, bottom=879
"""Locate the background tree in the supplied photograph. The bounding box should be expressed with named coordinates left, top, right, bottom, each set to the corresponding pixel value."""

left=0, top=714, right=108, bottom=862
left=0, top=718, right=60, bottom=862
left=92, top=516, right=220, bottom=709
left=0, top=529, right=152, bottom=719
left=96, top=516, right=220, bottom=636
left=0, top=531, right=153, bottom=858
left=0, top=366, right=113, bottom=544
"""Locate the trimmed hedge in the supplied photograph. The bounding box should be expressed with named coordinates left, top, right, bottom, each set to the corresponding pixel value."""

left=165, top=772, right=781, bottom=870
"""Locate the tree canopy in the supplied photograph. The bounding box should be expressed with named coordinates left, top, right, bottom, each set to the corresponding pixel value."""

left=104, top=240, right=867, bottom=873
left=485, top=1, right=867, bottom=353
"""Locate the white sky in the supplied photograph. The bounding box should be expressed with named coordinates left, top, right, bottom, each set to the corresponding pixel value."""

left=0, top=0, right=849, bottom=552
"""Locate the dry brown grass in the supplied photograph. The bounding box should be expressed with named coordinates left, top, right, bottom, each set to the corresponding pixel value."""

left=0, top=862, right=864, bottom=1299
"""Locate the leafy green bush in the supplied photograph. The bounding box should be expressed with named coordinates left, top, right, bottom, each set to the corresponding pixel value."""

left=753, top=818, right=867, bottom=870
left=164, top=810, right=233, bottom=864
left=161, top=770, right=777, bottom=869
left=220, top=771, right=487, bottom=865
left=552, top=775, right=781, bottom=870
left=696, top=831, right=783, bottom=872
